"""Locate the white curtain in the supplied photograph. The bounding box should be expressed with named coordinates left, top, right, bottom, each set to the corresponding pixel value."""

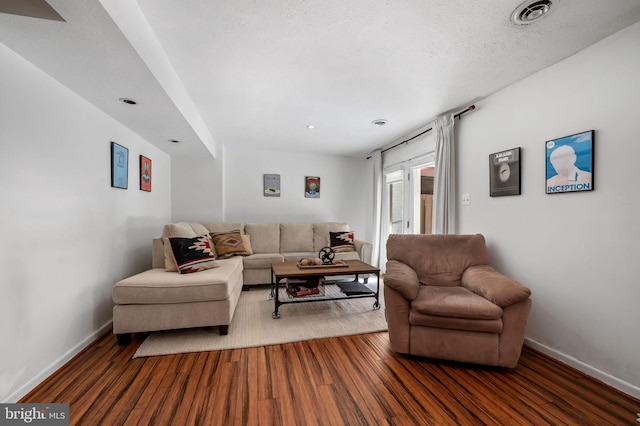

left=432, top=114, right=456, bottom=234
left=370, top=150, right=384, bottom=268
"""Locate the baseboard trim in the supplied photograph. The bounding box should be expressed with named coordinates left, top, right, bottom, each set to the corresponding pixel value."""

left=525, top=337, right=640, bottom=400
left=3, top=321, right=113, bottom=403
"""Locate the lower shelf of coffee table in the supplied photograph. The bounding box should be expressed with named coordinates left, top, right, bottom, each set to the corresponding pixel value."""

left=272, top=280, right=379, bottom=318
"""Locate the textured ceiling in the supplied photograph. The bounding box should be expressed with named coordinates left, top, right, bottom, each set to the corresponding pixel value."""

left=1, top=0, right=640, bottom=158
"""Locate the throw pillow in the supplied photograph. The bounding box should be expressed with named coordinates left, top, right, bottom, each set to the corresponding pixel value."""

left=329, top=231, right=356, bottom=252
left=166, top=235, right=219, bottom=274
left=210, top=229, right=251, bottom=258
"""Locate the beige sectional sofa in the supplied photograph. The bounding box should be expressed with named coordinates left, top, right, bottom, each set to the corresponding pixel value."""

left=112, top=222, right=372, bottom=345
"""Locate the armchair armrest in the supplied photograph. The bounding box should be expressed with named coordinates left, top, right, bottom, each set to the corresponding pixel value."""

left=384, top=260, right=420, bottom=301
left=462, top=265, right=531, bottom=307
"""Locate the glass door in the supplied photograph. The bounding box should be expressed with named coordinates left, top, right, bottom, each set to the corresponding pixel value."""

left=413, top=165, right=434, bottom=234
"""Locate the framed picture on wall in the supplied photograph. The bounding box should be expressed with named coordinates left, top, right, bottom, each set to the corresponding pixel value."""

left=140, top=155, right=152, bottom=192
left=110, top=141, right=128, bottom=189
left=489, top=147, right=521, bottom=196
left=305, top=176, right=320, bottom=198
left=263, top=174, right=280, bottom=197
left=545, top=130, right=594, bottom=194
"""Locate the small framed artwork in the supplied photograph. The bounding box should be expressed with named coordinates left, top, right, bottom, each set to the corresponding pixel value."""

left=110, top=141, right=128, bottom=189
left=140, top=155, right=152, bottom=192
left=489, top=147, right=521, bottom=197
left=263, top=174, right=281, bottom=197
left=545, top=130, right=594, bottom=194
left=305, top=176, right=320, bottom=198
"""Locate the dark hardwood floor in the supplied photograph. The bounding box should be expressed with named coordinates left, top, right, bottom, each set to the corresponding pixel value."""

left=20, top=331, right=639, bottom=425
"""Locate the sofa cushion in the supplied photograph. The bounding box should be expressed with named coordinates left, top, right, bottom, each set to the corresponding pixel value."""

left=113, top=257, right=243, bottom=304
left=282, top=252, right=317, bottom=263
left=243, top=253, right=285, bottom=269
left=313, top=222, right=349, bottom=252
left=411, top=286, right=503, bottom=320
left=242, top=234, right=254, bottom=255
left=202, top=222, right=244, bottom=234
left=211, top=230, right=251, bottom=258
left=245, top=223, right=280, bottom=253
left=409, top=311, right=503, bottom=333
left=163, top=238, right=179, bottom=271
left=280, top=223, right=314, bottom=252
left=162, top=222, right=209, bottom=238
left=329, top=231, right=356, bottom=252
left=334, top=251, right=361, bottom=261
left=165, top=235, right=219, bottom=274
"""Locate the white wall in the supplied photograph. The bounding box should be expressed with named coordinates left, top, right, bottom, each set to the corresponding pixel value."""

left=0, top=42, right=172, bottom=402
left=171, top=154, right=223, bottom=222
left=457, top=22, right=640, bottom=398
left=223, top=146, right=372, bottom=242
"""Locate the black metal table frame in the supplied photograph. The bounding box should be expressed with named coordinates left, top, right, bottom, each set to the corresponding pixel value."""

left=270, top=263, right=380, bottom=319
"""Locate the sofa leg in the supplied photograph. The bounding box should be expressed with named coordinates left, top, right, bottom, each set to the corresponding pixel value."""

left=116, top=333, right=131, bottom=346
left=219, top=325, right=229, bottom=335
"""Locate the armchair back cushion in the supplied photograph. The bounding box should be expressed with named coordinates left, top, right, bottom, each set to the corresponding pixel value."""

left=386, top=233, right=490, bottom=287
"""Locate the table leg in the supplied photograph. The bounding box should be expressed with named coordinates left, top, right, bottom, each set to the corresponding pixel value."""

left=272, top=277, right=281, bottom=319
left=373, top=271, right=381, bottom=310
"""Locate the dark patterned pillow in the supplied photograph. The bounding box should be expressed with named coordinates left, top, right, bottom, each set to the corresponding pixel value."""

left=329, top=231, right=355, bottom=252
left=210, top=230, right=251, bottom=258
left=167, top=235, right=219, bottom=274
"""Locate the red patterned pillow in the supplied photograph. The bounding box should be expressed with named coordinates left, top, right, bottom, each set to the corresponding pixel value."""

left=329, top=231, right=355, bottom=252
left=167, top=235, right=219, bottom=274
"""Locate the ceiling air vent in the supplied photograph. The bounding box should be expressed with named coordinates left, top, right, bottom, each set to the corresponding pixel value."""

left=511, top=0, right=555, bottom=25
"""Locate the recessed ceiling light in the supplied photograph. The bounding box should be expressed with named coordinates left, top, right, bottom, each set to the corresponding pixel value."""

left=169, top=139, right=180, bottom=143
left=372, top=119, right=388, bottom=126
left=119, top=98, right=137, bottom=105
left=307, top=125, right=316, bottom=129
left=511, top=0, right=554, bottom=25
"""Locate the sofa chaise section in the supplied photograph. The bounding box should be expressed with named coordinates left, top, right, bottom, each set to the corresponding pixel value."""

left=112, top=256, right=243, bottom=345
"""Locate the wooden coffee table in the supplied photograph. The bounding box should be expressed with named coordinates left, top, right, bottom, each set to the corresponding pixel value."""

left=270, top=260, right=380, bottom=319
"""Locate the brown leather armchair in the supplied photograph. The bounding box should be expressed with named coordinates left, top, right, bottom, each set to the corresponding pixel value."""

left=384, top=234, right=532, bottom=368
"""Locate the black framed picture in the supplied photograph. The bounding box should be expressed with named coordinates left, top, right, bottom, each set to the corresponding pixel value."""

left=140, top=155, right=152, bottom=192
left=263, top=174, right=280, bottom=197
left=305, top=176, right=320, bottom=198
left=489, top=147, right=521, bottom=197
left=110, top=142, right=128, bottom=189
left=545, top=130, right=594, bottom=194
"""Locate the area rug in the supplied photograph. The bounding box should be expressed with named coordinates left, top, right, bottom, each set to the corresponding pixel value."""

left=133, top=281, right=386, bottom=358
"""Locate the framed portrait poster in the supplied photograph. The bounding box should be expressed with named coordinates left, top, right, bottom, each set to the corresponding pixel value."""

left=140, top=155, right=152, bottom=192
left=263, top=174, right=281, bottom=197
left=545, top=130, right=594, bottom=194
left=305, top=176, right=320, bottom=198
left=489, top=147, right=521, bottom=197
left=110, top=142, right=128, bottom=189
